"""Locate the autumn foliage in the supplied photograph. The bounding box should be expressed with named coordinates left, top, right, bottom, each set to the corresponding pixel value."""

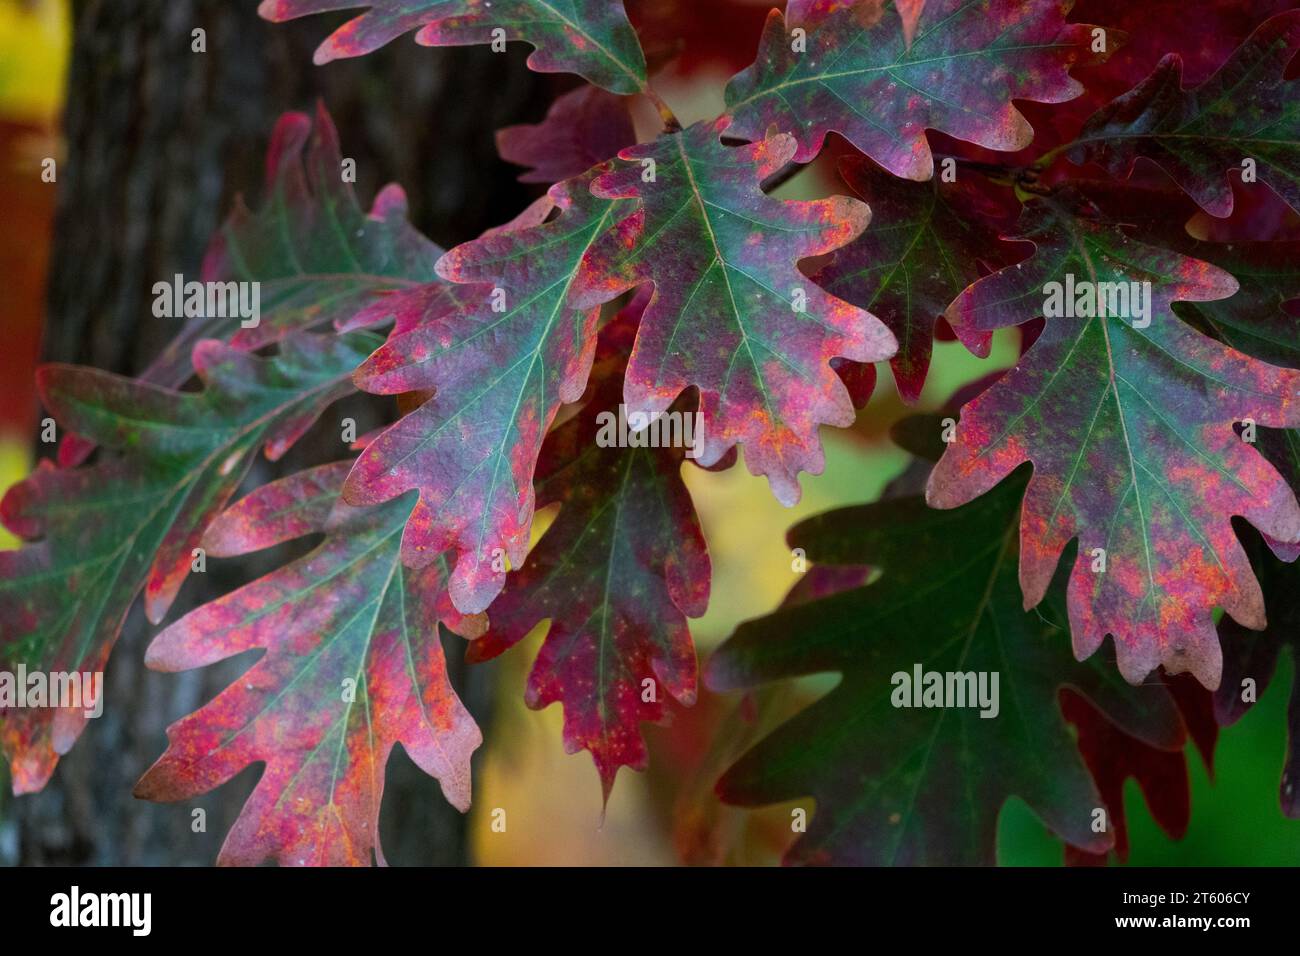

left=3, top=0, right=1299, bottom=866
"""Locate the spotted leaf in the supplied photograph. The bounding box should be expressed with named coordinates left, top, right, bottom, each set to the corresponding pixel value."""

left=929, top=193, right=1300, bottom=688
left=134, top=462, right=482, bottom=866
left=725, top=0, right=1102, bottom=174
left=572, top=117, right=896, bottom=506
left=0, top=333, right=378, bottom=793
left=340, top=168, right=631, bottom=614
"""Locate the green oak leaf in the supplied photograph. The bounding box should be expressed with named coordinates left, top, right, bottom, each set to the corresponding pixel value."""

left=708, top=469, right=1185, bottom=865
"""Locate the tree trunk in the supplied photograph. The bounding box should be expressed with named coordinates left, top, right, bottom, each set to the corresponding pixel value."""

left=11, top=0, right=551, bottom=866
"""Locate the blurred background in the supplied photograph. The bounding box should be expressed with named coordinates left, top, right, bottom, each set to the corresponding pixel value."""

left=0, top=0, right=1296, bottom=866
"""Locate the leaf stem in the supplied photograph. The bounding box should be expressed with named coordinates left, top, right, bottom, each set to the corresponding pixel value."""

left=643, top=85, right=682, bottom=134
left=1031, top=141, right=1075, bottom=172
left=941, top=154, right=1018, bottom=185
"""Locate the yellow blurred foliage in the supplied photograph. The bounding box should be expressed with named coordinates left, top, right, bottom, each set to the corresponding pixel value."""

left=0, top=439, right=26, bottom=549
left=0, top=0, right=69, bottom=124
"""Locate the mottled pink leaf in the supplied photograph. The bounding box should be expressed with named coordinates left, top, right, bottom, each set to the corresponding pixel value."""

left=928, top=192, right=1300, bottom=688
left=572, top=117, right=896, bottom=505
left=341, top=168, right=630, bottom=613
left=466, top=313, right=707, bottom=799
left=726, top=0, right=1102, bottom=174
left=134, top=463, right=481, bottom=865
left=0, top=334, right=377, bottom=792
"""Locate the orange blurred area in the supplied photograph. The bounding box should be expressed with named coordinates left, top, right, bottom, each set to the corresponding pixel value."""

left=0, top=0, right=69, bottom=548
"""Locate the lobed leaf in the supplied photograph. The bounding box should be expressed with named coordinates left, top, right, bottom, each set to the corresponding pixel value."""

left=1060, top=685, right=1193, bottom=865
left=466, top=311, right=708, bottom=799
left=134, top=463, right=482, bottom=865
left=259, top=0, right=649, bottom=93
left=206, top=103, right=441, bottom=353
left=708, top=470, right=1186, bottom=865
left=57, top=105, right=437, bottom=470
left=341, top=168, right=630, bottom=614
left=0, top=334, right=377, bottom=792
left=929, top=193, right=1300, bottom=688
left=572, top=117, right=896, bottom=505
left=815, top=154, right=1015, bottom=403
left=1070, top=11, right=1300, bottom=219
left=725, top=0, right=1102, bottom=174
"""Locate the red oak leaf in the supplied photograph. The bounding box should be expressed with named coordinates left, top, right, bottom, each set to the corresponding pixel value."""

left=1070, top=178, right=1300, bottom=553
left=1070, top=11, right=1300, bottom=218
left=134, top=462, right=482, bottom=865
left=929, top=192, right=1300, bottom=689
left=572, top=116, right=896, bottom=506
left=0, top=334, right=376, bottom=792
left=339, top=168, right=631, bottom=613
left=1060, top=687, right=1191, bottom=865
left=725, top=0, right=1103, bottom=174
left=466, top=310, right=707, bottom=799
